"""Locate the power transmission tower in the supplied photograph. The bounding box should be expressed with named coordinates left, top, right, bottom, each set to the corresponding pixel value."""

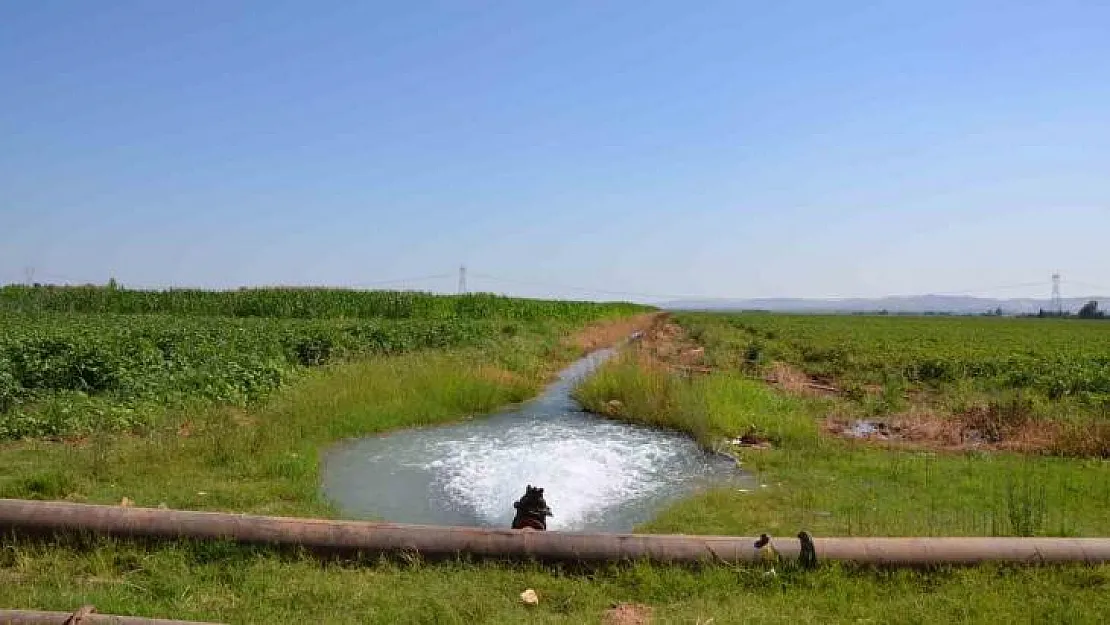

left=458, top=265, right=467, bottom=294
left=1051, top=273, right=1063, bottom=315
left=24, top=266, right=34, bottom=286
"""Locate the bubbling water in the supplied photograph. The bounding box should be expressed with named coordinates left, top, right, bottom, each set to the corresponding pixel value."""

left=322, top=350, right=748, bottom=532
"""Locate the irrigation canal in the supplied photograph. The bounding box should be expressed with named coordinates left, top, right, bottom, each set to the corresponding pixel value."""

left=321, top=348, right=749, bottom=532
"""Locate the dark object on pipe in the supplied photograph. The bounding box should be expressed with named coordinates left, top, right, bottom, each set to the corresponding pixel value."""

left=798, top=531, right=818, bottom=569
left=511, top=485, right=553, bottom=531
left=0, top=608, right=224, bottom=625
left=753, top=533, right=778, bottom=563
left=63, top=605, right=95, bottom=625
left=4, top=499, right=1110, bottom=566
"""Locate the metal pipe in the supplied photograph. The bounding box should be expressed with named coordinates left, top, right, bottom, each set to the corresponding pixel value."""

left=815, top=537, right=1110, bottom=565
left=3, top=499, right=1110, bottom=566
left=0, top=609, right=223, bottom=625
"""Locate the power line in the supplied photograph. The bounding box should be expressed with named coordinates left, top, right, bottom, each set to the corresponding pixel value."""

left=346, top=273, right=453, bottom=289
left=1065, top=280, right=1110, bottom=294
left=10, top=264, right=1098, bottom=303
left=916, top=281, right=1048, bottom=297
left=766, top=281, right=1050, bottom=301
left=1052, top=273, right=1063, bottom=314
left=17, top=270, right=96, bottom=285
left=469, top=272, right=693, bottom=301
left=472, top=272, right=1077, bottom=303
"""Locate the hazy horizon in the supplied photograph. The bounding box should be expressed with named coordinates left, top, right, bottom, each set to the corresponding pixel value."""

left=4, top=2, right=1109, bottom=302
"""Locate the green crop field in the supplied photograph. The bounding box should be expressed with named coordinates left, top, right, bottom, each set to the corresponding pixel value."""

left=0, top=286, right=646, bottom=439
left=689, top=312, right=1110, bottom=399
left=677, top=312, right=1110, bottom=436
left=4, top=298, right=1110, bottom=623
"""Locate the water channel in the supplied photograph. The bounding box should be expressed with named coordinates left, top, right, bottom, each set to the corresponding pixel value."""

left=322, top=348, right=750, bottom=532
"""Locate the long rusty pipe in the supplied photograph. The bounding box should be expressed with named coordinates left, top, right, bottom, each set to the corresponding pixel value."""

left=0, top=610, right=223, bottom=625
left=3, top=499, right=1110, bottom=566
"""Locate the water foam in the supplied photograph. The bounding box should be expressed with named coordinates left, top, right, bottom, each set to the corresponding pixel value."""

left=426, top=421, right=684, bottom=530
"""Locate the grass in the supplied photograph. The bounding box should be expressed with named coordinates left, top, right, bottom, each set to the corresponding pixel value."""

left=4, top=310, right=1110, bottom=623
left=573, top=353, right=821, bottom=449
left=3, top=541, right=1110, bottom=623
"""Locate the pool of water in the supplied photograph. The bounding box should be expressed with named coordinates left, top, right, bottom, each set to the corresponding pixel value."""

left=321, top=349, right=750, bottom=532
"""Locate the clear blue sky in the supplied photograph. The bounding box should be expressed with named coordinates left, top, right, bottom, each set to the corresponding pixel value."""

left=3, top=0, right=1109, bottom=301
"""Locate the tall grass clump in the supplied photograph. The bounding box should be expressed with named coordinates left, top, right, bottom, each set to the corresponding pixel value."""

left=574, top=354, right=822, bottom=449
left=574, top=354, right=711, bottom=444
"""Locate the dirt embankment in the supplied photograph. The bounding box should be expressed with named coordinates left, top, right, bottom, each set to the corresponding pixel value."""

left=567, top=312, right=708, bottom=370
left=603, top=313, right=713, bottom=379
left=764, top=362, right=839, bottom=397
left=603, top=603, right=653, bottom=625
left=567, top=313, right=663, bottom=353
left=636, top=316, right=707, bottom=369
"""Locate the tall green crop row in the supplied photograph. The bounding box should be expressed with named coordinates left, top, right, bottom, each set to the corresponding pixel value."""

left=0, top=285, right=646, bottom=322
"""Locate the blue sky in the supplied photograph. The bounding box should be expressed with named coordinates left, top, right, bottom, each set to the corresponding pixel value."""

left=3, top=0, right=1109, bottom=301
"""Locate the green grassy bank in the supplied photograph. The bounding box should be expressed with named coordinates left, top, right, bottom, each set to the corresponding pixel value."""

left=3, top=307, right=1110, bottom=623
left=4, top=542, right=1109, bottom=624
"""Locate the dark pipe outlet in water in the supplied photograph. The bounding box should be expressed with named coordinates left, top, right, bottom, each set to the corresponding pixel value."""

left=321, top=349, right=751, bottom=532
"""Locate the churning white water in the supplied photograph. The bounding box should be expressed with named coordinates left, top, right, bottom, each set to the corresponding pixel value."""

left=321, top=349, right=748, bottom=532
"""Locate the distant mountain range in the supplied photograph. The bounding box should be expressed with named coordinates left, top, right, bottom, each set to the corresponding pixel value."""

left=662, top=295, right=1109, bottom=315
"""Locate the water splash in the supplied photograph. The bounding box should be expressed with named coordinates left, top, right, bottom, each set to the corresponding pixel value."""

left=322, top=349, right=748, bottom=532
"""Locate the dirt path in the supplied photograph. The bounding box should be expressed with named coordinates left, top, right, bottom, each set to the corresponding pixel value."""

left=567, top=312, right=663, bottom=352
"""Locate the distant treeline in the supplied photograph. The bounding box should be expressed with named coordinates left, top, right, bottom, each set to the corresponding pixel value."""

left=1023, top=300, right=1107, bottom=320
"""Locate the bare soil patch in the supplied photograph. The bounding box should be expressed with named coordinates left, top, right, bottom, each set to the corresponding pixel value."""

left=824, top=408, right=1064, bottom=454
left=764, top=362, right=839, bottom=397
left=603, top=603, right=653, bottom=625
left=633, top=315, right=710, bottom=374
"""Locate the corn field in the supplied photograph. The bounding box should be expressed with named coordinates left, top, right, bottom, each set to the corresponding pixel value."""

left=0, top=285, right=645, bottom=322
